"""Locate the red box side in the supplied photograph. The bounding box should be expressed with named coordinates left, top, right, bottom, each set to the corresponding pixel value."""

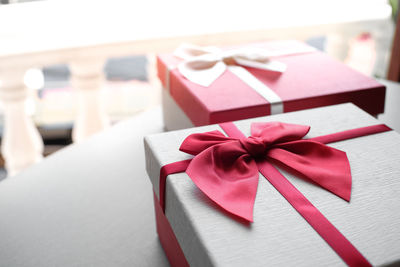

left=153, top=191, right=189, bottom=267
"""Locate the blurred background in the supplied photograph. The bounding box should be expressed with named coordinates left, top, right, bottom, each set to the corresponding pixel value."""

left=0, top=0, right=399, bottom=179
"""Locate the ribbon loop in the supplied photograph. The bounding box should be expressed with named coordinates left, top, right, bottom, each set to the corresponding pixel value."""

left=251, top=122, right=310, bottom=144
left=180, top=130, right=235, bottom=155
left=239, top=136, right=268, bottom=158
left=173, top=43, right=222, bottom=59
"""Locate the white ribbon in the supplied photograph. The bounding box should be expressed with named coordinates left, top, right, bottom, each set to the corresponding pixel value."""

left=174, top=43, right=287, bottom=87
left=168, top=42, right=315, bottom=115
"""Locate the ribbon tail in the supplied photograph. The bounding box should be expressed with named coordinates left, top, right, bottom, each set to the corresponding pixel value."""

left=186, top=142, right=259, bottom=222
left=268, top=140, right=352, bottom=201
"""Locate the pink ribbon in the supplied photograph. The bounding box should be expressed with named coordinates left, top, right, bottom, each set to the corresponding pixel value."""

left=159, top=122, right=391, bottom=267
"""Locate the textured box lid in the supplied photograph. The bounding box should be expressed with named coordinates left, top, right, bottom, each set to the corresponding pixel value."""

left=144, top=103, right=400, bottom=266
left=157, top=40, right=386, bottom=126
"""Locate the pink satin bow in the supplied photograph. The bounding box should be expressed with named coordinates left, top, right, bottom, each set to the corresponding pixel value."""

left=180, top=122, right=352, bottom=222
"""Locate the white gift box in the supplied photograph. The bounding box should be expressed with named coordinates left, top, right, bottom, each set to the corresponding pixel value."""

left=144, top=103, right=400, bottom=266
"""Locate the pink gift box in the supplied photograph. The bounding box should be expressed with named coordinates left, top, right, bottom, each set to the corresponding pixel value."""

left=157, top=40, right=385, bottom=130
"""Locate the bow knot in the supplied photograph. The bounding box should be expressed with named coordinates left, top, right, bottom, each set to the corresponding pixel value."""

left=179, top=122, right=352, bottom=222
left=174, top=43, right=287, bottom=87
left=239, top=136, right=269, bottom=158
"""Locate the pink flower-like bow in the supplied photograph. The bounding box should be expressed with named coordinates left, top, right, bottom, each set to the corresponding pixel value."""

left=180, top=122, right=351, bottom=222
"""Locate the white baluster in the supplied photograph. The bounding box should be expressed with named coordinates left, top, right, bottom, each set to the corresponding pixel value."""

left=0, top=68, right=44, bottom=176
left=325, top=33, right=352, bottom=62
left=69, top=58, right=110, bottom=143
left=146, top=53, right=162, bottom=106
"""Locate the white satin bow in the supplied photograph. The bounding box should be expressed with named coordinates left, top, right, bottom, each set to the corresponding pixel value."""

left=174, top=43, right=287, bottom=87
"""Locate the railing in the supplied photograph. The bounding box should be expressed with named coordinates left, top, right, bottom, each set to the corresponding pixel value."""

left=0, top=0, right=394, bottom=176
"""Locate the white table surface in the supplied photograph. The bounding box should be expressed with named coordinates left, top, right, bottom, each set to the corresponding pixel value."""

left=0, top=80, right=398, bottom=267
left=0, top=106, right=169, bottom=267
